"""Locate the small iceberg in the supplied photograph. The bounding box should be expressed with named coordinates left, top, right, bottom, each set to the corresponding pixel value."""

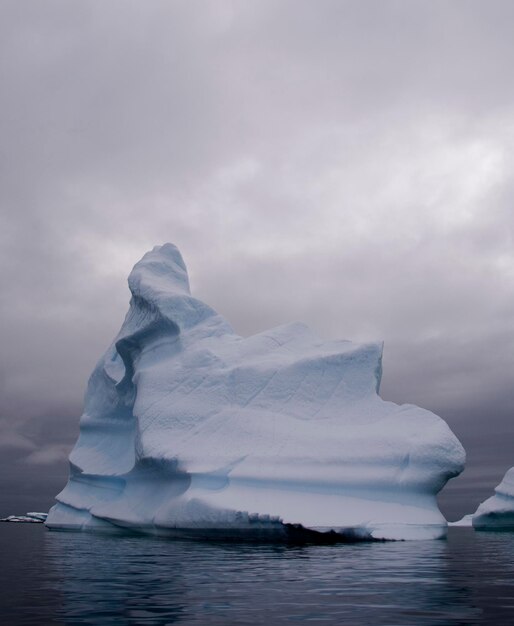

left=46, top=243, right=465, bottom=541
left=1, top=512, right=48, bottom=523
left=472, top=468, right=514, bottom=530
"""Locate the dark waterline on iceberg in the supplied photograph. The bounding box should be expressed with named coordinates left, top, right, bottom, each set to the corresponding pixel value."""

left=2, top=525, right=514, bottom=625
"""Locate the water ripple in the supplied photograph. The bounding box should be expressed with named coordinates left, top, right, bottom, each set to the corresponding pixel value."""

left=1, top=526, right=514, bottom=624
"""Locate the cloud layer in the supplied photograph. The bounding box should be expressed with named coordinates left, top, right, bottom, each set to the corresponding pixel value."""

left=1, top=1, right=513, bottom=518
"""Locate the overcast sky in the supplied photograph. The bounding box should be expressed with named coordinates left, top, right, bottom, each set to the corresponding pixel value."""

left=1, top=0, right=513, bottom=520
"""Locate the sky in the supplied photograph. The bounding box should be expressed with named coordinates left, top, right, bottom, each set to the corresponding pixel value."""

left=1, top=0, right=513, bottom=521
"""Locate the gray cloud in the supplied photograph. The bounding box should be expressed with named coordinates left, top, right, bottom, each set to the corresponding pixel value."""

left=1, top=0, right=513, bottom=519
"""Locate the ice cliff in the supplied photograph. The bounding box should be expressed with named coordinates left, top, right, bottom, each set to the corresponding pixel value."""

left=472, top=467, right=514, bottom=530
left=46, top=243, right=465, bottom=540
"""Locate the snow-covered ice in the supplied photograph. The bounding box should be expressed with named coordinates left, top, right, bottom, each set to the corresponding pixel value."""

left=46, top=243, right=465, bottom=541
left=472, top=467, right=514, bottom=530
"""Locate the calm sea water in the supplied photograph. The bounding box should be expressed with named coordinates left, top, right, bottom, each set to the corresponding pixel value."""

left=1, top=524, right=514, bottom=625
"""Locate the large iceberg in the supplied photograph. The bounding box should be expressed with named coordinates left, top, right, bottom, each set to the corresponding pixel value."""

left=472, top=467, right=514, bottom=530
left=46, top=244, right=465, bottom=540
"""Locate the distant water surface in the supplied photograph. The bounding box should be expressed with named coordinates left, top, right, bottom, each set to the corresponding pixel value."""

left=1, top=525, right=514, bottom=625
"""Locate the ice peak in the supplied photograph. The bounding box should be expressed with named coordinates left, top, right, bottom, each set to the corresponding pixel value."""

left=128, top=242, right=191, bottom=299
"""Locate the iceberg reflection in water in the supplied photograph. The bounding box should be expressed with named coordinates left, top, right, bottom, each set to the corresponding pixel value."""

left=3, top=525, right=514, bottom=624
left=40, top=528, right=514, bottom=625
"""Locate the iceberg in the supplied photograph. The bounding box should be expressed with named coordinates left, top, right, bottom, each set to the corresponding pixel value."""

left=1, top=512, right=47, bottom=523
left=26, top=512, right=48, bottom=522
left=46, top=243, right=465, bottom=541
left=472, top=467, right=514, bottom=530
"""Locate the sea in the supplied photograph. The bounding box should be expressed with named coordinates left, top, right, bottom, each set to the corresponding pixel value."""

left=1, top=524, right=514, bottom=625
